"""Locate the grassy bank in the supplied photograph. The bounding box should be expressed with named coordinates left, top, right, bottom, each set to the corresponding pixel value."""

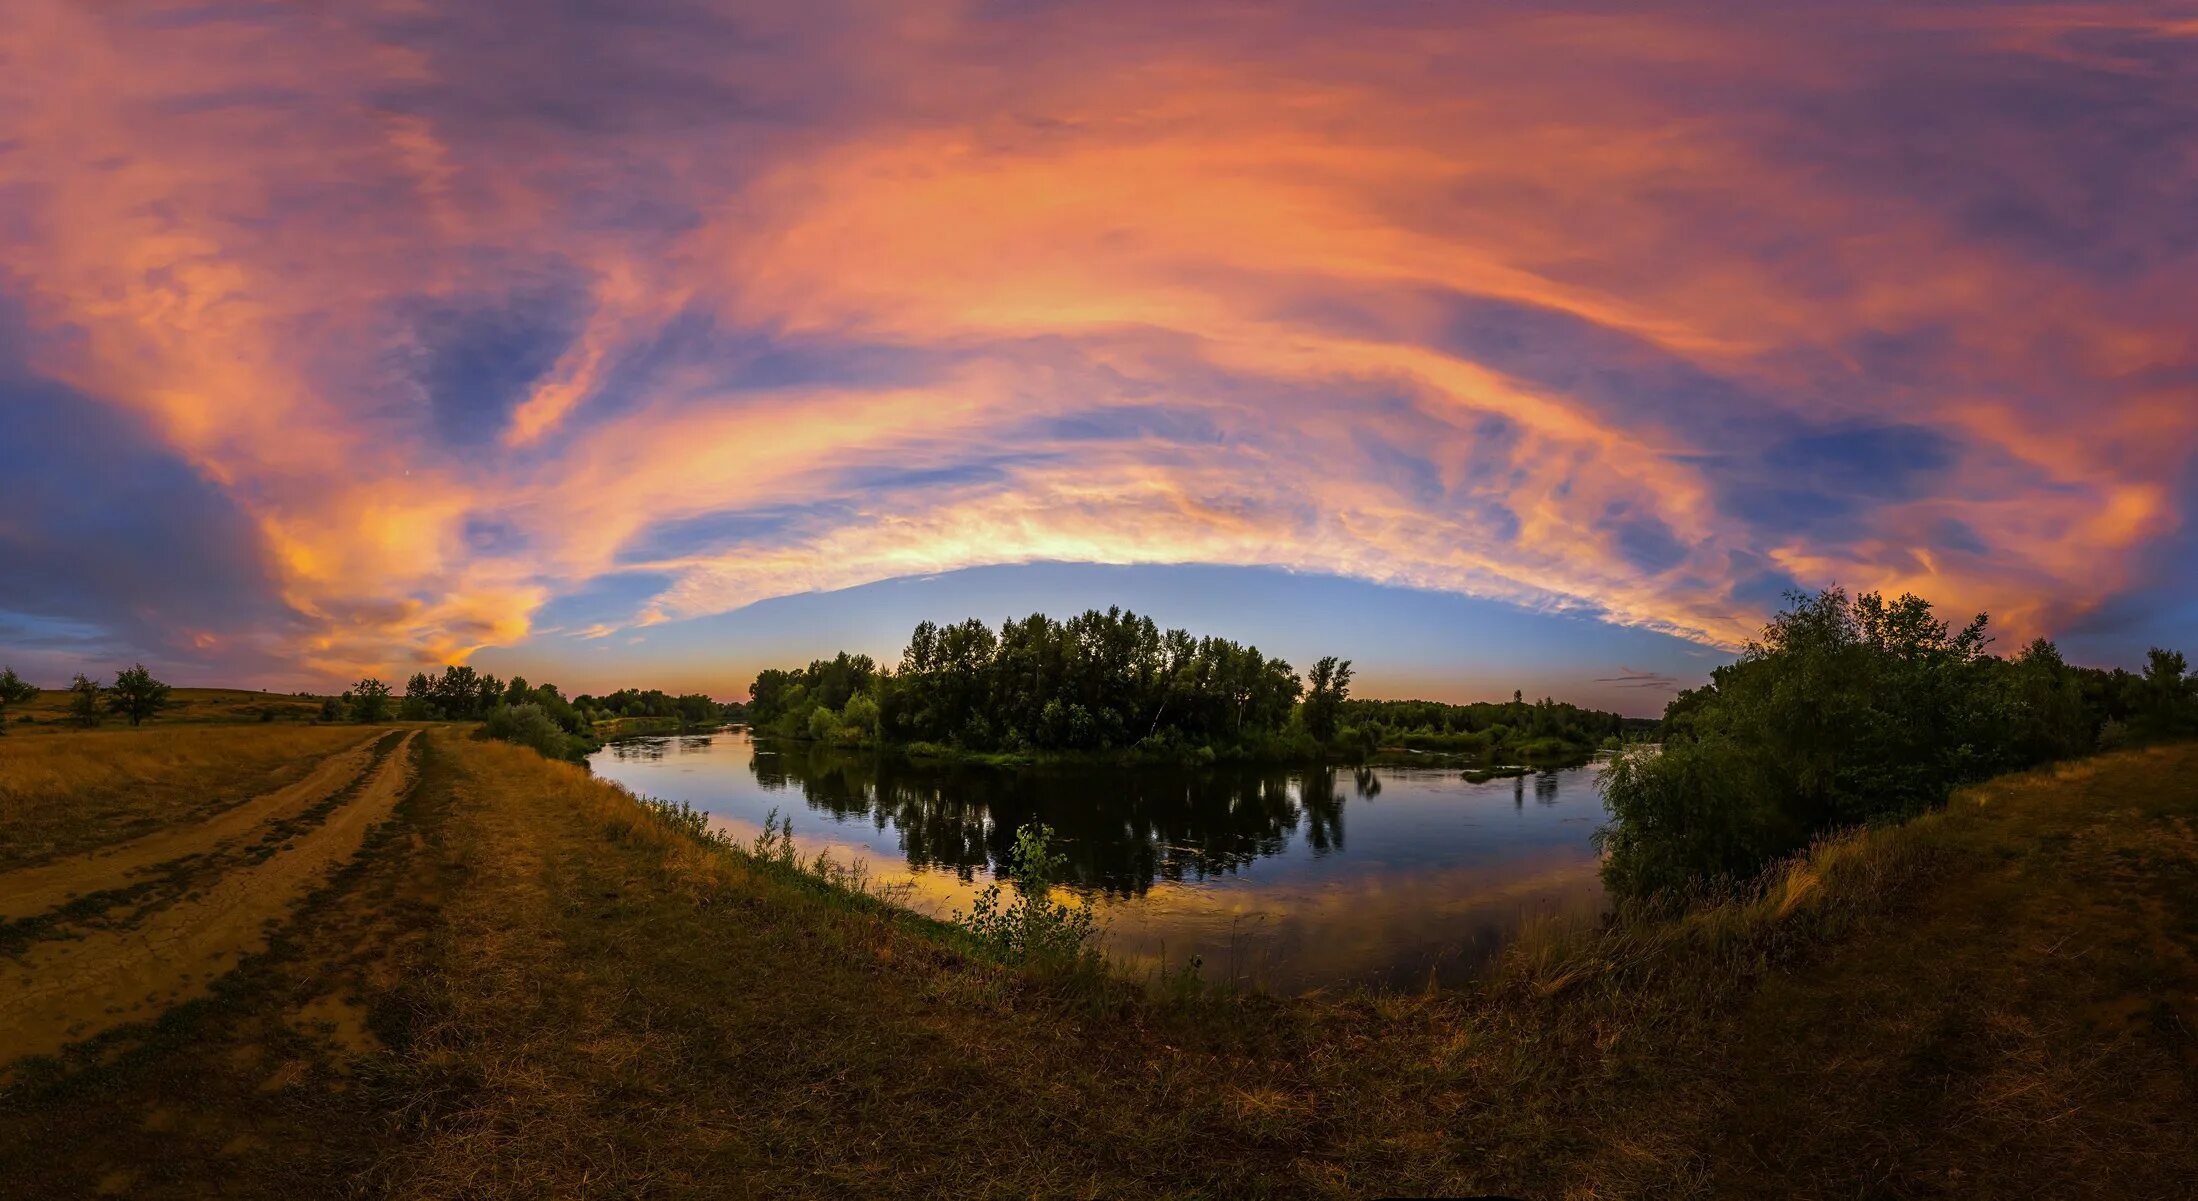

left=3, top=727, right=2193, bottom=1196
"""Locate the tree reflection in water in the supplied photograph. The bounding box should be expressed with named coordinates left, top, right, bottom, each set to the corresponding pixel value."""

left=742, top=742, right=1377, bottom=896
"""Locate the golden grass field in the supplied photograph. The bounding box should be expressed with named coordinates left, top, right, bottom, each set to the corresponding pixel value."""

left=0, top=723, right=375, bottom=869
left=1, top=721, right=2192, bottom=1197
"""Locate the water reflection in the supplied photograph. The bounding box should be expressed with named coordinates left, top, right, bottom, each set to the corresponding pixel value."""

left=593, top=729, right=1609, bottom=991
left=731, top=743, right=1379, bottom=895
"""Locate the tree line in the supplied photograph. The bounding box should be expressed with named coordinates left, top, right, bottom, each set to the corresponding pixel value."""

left=0, top=659, right=732, bottom=765
left=374, top=666, right=734, bottom=761
left=1339, top=693, right=1655, bottom=762
left=1599, top=588, right=2198, bottom=899
left=745, top=607, right=1633, bottom=762
left=0, top=663, right=172, bottom=730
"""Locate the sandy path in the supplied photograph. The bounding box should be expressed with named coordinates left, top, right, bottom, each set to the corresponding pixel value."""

left=0, top=732, right=384, bottom=924
left=0, top=732, right=418, bottom=1063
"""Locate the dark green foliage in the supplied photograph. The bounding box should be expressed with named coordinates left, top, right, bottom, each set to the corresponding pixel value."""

left=573, top=686, right=732, bottom=730
left=1338, top=694, right=1640, bottom=760
left=1302, top=656, right=1353, bottom=744
left=1598, top=588, right=2194, bottom=898
left=0, top=666, right=34, bottom=734
left=748, top=608, right=1316, bottom=756
left=746, top=608, right=1640, bottom=761
left=348, top=677, right=393, bottom=723
left=482, top=702, right=593, bottom=762
left=950, top=822, right=1097, bottom=965
left=67, top=674, right=103, bottom=728
left=106, top=663, right=172, bottom=727
left=400, top=665, right=504, bottom=720
left=318, top=696, right=344, bottom=722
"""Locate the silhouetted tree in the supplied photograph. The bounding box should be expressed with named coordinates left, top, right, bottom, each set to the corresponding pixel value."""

left=107, top=664, right=171, bottom=727
left=0, top=666, right=35, bottom=733
left=67, top=673, right=104, bottom=727
left=2141, top=647, right=2195, bottom=737
left=1303, top=656, right=1354, bottom=743
left=349, top=677, right=393, bottom=722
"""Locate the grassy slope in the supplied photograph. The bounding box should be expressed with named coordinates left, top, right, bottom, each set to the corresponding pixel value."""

left=2, top=732, right=2192, bottom=1197
left=1707, top=748, right=2198, bottom=1195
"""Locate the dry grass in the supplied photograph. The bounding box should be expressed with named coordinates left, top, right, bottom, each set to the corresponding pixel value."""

left=2, top=727, right=2192, bottom=1198
left=0, top=723, right=374, bottom=868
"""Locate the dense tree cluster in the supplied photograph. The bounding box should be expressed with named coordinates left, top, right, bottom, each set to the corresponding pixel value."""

left=1338, top=692, right=1646, bottom=761
left=748, top=608, right=1319, bottom=756
left=573, top=687, right=731, bottom=729
left=745, top=608, right=1648, bottom=762
left=395, top=665, right=509, bottom=721
left=1599, top=588, right=2198, bottom=898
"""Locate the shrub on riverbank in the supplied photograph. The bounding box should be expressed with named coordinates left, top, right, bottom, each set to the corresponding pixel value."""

left=482, top=702, right=596, bottom=763
left=1598, top=587, right=2195, bottom=898
left=950, top=822, right=1099, bottom=967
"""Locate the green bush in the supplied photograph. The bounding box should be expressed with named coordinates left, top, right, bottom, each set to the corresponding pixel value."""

left=951, top=822, right=1097, bottom=966
left=485, top=702, right=592, bottom=762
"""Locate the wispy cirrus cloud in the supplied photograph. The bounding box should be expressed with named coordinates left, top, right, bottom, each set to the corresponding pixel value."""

left=1, top=1, right=2193, bottom=686
left=1596, top=668, right=1684, bottom=692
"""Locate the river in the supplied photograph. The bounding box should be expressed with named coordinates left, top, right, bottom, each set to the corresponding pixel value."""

left=590, top=728, right=1611, bottom=992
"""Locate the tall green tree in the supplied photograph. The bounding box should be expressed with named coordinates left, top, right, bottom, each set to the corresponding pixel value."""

left=2141, top=647, right=2195, bottom=737
left=1303, top=656, right=1354, bottom=743
left=107, top=663, right=172, bottom=727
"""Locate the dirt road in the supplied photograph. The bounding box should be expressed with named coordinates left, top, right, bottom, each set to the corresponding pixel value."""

left=0, top=731, right=383, bottom=923
left=0, top=731, right=418, bottom=1063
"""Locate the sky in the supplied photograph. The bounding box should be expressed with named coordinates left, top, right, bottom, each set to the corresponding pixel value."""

left=1, top=1, right=2194, bottom=716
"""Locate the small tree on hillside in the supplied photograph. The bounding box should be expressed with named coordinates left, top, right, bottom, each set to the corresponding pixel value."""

left=350, top=677, right=393, bottom=723
left=67, top=673, right=104, bottom=727
left=107, top=664, right=172, bottom=727
left=0, top=666, right=36, bottom=733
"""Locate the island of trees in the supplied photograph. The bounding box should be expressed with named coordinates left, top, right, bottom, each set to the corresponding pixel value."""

left=743, top=607, right=1634, bottom=764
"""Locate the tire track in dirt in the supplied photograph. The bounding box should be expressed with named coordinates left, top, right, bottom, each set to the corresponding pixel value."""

left=0, top=732, right=419, bottom=1064
left=0, top=731, right=385, bottom=924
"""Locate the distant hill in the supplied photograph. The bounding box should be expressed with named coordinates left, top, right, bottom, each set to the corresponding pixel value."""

left=9, top=686, right=330, bottom=728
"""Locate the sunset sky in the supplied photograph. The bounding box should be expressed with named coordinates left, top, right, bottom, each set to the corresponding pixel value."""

left=2, top=2, right=2193, bottom=714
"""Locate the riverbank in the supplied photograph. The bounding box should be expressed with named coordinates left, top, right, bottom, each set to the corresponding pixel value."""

left=589, top=714, right=724, bottom=741
left=4, top=726, right=2193, bottom=1196
left=743, top=727, right=1609, bottom=772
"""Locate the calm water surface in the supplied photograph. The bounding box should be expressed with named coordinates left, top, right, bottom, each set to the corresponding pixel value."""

left=590, top=728, right=1610, bottom=991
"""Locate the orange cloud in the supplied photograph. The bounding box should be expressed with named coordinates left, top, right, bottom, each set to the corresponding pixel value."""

left=1, top=1, right=2192, bottom=681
